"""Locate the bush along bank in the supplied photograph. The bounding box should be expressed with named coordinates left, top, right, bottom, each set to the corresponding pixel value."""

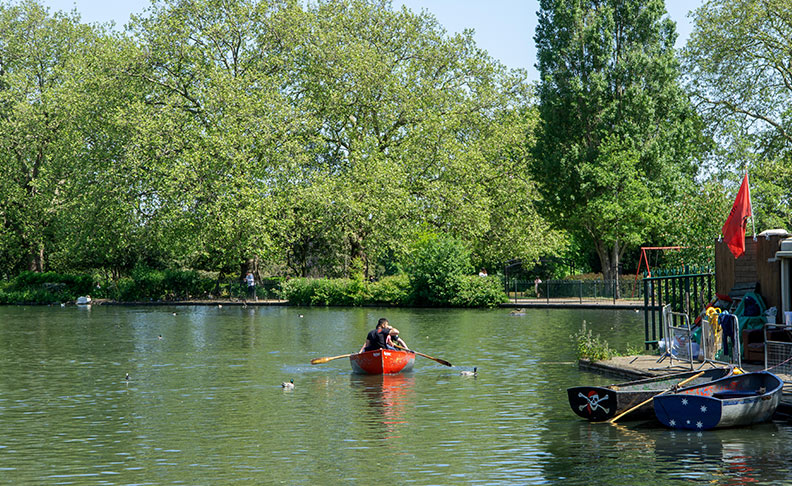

left=0, top=271, right=95, bottom=304
left=278, top=274, right=508, bottom=308
left=0, top=271, right=508, bottom=308
left=0, top=269, right=281, bottom=304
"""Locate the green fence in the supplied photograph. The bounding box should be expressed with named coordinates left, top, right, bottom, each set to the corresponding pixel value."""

left=642, top=267, right=714, bottom=351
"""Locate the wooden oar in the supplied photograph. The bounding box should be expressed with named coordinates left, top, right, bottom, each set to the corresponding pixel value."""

left=310, top=353, right=354, bottom=365
left=393, top=344, right=452, bottom=367
left=608, top=370, right=705, bottom=423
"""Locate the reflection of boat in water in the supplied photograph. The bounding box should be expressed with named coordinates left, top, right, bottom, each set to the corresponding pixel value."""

left=639, top=421, right=780, bottom=481
left=567, top=367, right=732, bottom=422
left=351, top=373, right=415, bottom=437
left=653, top=371, right=783, bottom=430
left=555, top=416, right=783, bottom=483
left=350, top=349, right=415, bottom=374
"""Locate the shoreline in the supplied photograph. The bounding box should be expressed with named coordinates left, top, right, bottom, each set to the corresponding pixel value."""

left=7, top=298, right=650, bottom=309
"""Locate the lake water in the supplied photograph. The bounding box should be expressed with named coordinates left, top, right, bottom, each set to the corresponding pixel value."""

left=1, top=305, right=791, bottom=485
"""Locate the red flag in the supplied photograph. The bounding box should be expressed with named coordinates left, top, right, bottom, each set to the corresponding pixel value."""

left=721, top=174, right=752, bottom=258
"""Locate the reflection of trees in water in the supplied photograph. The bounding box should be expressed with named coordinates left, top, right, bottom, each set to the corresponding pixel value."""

left=541, top=418, right=792, bottom=484
left=350, top=374, right=414, bottom=440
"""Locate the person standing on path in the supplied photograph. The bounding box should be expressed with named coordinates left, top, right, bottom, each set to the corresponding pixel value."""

left=245, top=271, right=257, bottom=301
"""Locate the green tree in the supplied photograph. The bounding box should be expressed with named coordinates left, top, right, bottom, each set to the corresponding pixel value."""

left=125, top=0, right=307, bottom=278
left=287, top=0, right=558, bottom=278
left=532, top=0, right=703, bottom=286
left=0, top=1, right=106, bottom=274
left=0, top=0, right=561, bottom=285
left=683, top=0, right=792, bottom=231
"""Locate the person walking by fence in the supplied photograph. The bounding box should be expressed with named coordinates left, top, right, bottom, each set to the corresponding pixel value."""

left=534, top=277, right=542, bottom=298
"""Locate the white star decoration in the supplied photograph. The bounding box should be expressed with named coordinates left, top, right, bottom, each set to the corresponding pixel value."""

left=665, top=396, right=714, bottom=429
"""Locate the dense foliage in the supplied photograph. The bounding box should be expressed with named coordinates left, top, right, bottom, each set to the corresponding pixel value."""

left=279, top=234, right=508, bottom=307
left=0, top=0, right=559, bottom=289
left=683, top=0, right=792, bottom=232
left=2, top=0, right=792, bottom=306
left=0, top=272, right=94, bottom=304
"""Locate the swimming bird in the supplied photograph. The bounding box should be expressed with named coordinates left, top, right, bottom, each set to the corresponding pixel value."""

left=281, top=379, right=295, bottom=389
left=125, top=373, right=130, bottom=382
left=460, top=367, right=477, bottom=376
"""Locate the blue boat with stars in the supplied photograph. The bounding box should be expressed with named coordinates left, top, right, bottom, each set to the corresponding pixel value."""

left=653, top=371, right=783, bottom=430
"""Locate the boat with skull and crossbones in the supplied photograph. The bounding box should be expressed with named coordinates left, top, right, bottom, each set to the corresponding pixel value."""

left=567, top=367, right=733, bottom=422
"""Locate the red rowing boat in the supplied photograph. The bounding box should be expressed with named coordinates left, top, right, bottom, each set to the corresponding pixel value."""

left=350, top=349, right=415, bottom=374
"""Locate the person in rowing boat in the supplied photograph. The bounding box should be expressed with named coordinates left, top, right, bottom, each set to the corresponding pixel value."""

left=388, top=327, right=409, bottom=350
left=359, top=318, right=408, bottom=353
left=378, top=318, right=410, bottom=350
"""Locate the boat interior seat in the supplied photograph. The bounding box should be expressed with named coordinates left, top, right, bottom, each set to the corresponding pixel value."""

left=712, top=390, right=761, bottom=399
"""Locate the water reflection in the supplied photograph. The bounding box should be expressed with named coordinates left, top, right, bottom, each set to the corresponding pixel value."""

left=350, top=374, right=414, bottom=440
left=19, top=305, right=792, bottom=485
left=546, top=418, right=792, bottom=485
left=645, top=422, right=787, bottom=484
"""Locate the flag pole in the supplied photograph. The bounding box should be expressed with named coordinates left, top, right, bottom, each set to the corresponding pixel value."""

left=747, top=172, right=756, bottom=240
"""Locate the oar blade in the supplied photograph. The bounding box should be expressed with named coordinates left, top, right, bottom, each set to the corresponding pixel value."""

left=435, top=358, right=452, bottom=367
left=310, top=353, right=353, bottom=365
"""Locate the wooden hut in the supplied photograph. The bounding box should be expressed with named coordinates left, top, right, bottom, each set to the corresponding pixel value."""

left=715, top=230, right=788, bottom=321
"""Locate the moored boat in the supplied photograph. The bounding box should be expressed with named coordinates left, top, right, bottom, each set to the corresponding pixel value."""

left=567, top=367, right=733, bottom=422
left=350, top=348, right=415, bottom=374
left=653, top=371, right=783, bottom=430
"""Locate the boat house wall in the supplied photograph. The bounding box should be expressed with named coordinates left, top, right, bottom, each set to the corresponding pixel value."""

left=715, top=233, right=786, bottom=322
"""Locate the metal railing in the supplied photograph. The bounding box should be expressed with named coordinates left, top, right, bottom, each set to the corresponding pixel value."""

left=642, top=266, right=714, bottom=351
left=505, top=278, right=645, bottom=304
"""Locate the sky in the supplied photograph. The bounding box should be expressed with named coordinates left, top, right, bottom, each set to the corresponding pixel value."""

left=40, top=0, right=704, bottom=80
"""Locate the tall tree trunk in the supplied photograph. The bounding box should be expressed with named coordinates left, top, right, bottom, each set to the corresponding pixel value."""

left=28, top=244, right=44, bottom=272
left=594, top=238, right=621, bottom=299
left=612, top=240, right=621, bottom=299
left=594, top=238, right=613, bottom=280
